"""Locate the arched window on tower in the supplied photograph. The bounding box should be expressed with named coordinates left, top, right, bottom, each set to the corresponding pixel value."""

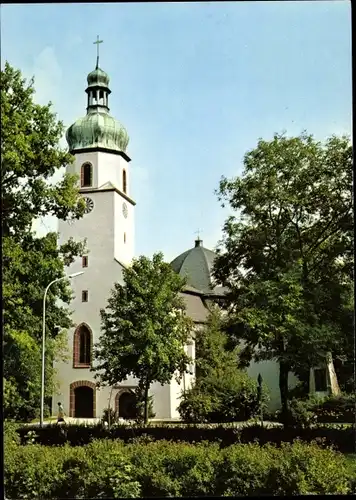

left=73, top=324, right=92, bottom=368
left=122, top=169, right=127, bottom=194
left=81, top=163, right=92, bottom=187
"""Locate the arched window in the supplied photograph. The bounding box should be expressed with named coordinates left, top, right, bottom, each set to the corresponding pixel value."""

left=79, top=328, right=90, bottom=363
left=122, top=169, right=127, bottom=194
left=81, top=163, right=92, bottom=187
left=73, top=323, right=92, bottom=368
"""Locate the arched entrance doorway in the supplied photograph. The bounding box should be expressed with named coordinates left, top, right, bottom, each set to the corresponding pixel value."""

left=116, top=391, right=137, bottom=419
left=74, top=386, right=94, bottom=418
left=70, top=380, right=96, bottom=418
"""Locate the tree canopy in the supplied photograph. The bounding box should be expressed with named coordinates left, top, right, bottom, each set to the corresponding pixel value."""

left=2, top=62, right=86, bottom=420
left=93, top=253, right=193, bottom=423
left=213, top=132, right=353, bottom=414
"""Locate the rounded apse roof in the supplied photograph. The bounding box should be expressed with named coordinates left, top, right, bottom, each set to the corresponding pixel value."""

left=170, top=238, right=217, bottom=293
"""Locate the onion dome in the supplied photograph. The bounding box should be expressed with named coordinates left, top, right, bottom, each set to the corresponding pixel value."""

left=66, top=53, right=129, bottom=154
left=66, top=112, right=129, bottom=153
left=86, top=67, right=110, bottom=89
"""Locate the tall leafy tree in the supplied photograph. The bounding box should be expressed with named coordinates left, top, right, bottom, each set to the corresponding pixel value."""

left=213, top=132, right=353, bottom=417
left=2, top=62, right=86, bottom=420
left=93, top=253, right=193, bottom=424
left=195, top=305, right=240, bottom=380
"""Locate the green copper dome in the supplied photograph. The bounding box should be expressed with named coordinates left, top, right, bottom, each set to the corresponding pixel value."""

left=66, top=62, right=129, bottom=154
left=87, top=67, right=110, bottom=89
left=66, top=111, right=129, bottom=153
left=171, top=239, right=217, bottom=293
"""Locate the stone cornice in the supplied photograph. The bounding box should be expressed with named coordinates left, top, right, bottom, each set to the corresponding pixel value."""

left=79, top=187, right=136, bottom=206
left=71, top=146, right=131, bottom=162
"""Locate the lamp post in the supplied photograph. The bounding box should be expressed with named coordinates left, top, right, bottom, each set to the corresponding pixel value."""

left=40, top=271, right=84, bottom=427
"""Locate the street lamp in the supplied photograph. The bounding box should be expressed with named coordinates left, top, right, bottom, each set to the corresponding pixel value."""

left=40, top=271, right=84, bottom=427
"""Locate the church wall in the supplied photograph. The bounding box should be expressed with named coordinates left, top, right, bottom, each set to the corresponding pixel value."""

left=54, top=189, right=127, bottom=417
left=114, top=192, right=134, bottom=265
left=150, top=382, right=172, bottom=419
left=72, top=152, right=100, bottom=189
left=247, top=359, right=299, bottom=411
left=97, top=152, right=129, bottom=191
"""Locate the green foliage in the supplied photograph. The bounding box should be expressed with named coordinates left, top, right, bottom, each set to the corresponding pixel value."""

left=93, top=252, right=193, bottom=423
left=2, top=62, right=86, bottom=421
left=179, top=307, right=268, bottom=423
left=178, top=390, right=219, bottom=423
left=270, top=394, right=356, bottom=425
left=1, top=62, right=84, bottom=238
left=278, top=398, right=317, bottom=428
left=4, top=435, right=355, bottom=498
left=179, top=369, right=268, bottom=423
left=128, top=440, right=222, bottom=497
left=214, top=132, right=353, bottom=412
left=134, top=389, right=156, bottom=421
left=216, top=441, right=351, bottom=495
left=195, top=305, right=239, bottom=380
left=14, top=420, right=356, bottom=453
left=4, top=421, right=21, bottom=448
left=309, top=394, right=355, bottom=423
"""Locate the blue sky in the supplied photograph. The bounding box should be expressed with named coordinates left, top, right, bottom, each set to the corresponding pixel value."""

left=1, top=1, right=352, bottom=262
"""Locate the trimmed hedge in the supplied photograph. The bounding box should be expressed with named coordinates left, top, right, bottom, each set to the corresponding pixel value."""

left=266, top=394, right=356, bottom=425
left=16, top=421, right=356, bottom=453
left=312, top=394, right=355, bottom=423
left=4, top=437, right=356, bottom=498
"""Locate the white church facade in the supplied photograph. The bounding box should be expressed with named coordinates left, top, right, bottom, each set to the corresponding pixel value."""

left=53, top=55, right=332, bottom=420
left=52, top=57, right=198, bottom=420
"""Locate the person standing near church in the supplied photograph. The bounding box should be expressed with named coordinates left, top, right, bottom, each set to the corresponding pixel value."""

left=57, top=402, right=65, bottom=423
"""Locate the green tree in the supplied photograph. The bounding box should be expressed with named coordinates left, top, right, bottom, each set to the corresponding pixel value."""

left=2, top=62, right=86, bottom=420
left=179, top=307, right=268, bottom=423
left=195, top=305, right=239, bottom=380
left=93, top=253, right=193, bottom=424
left=213, top=132, right=353, bottom=419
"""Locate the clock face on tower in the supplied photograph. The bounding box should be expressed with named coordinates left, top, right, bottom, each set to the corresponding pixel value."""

left=122, top=202, right=128, bottom=218
left=83, top=197, right=94, bottom=214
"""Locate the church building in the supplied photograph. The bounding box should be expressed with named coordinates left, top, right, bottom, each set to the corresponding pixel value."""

left=52, top=55, right=203, bottom=420
left=53, top=53, right=334, bottom=420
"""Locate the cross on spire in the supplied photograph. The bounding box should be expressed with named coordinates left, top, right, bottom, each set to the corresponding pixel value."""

left=194, top=229, right=203, bottom=247
left=93, top=35, right=103, bottom=68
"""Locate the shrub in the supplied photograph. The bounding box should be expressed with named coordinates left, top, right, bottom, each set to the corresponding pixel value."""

left=178, top=369, right=268, bottom=423
left=216, top=441, right=352, bottom=495
left=178, top=390, right=219, bottom=423
left=216, top=442, right=274, bottom=495
left=128, top=440, right=222, bottom=497
left=270, top=394, right=356, bottom=425
left=269, top=441, right=351, bottom=495
left=312, top=394, right=355, bottom=423
left=80, top=440, right=141, bottom=498
left=4, top=420, right=21, bottom=448
left=4, top=438, right=355, bottom=498
left=5, top=444, right=66, bottom=499
left=101, top=407, right=119, bottom=425
left=15, top=420, right=355, bottom=453
left=281, top=398, right=317, bottom=428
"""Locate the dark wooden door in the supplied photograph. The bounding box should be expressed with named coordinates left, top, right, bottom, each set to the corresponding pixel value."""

left=74, top=386, right=94, bottom=418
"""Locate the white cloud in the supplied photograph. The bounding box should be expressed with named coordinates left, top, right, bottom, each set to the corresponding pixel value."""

left=31, top=46, right=62, bottom=106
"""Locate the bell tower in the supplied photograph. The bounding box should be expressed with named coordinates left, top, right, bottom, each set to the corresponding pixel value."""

left=63, top=36, right=135, bottom=266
